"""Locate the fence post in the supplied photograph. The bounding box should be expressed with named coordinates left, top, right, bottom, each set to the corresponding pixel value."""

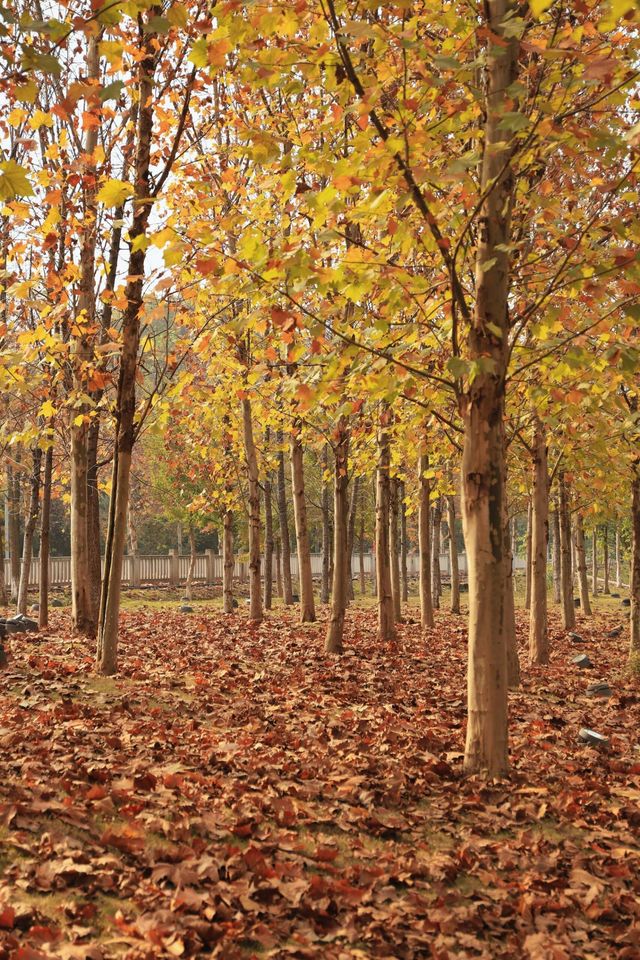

left=169, top=549, right=179, bottom=587
left=131, top=553, right=141, bottom=588
left=205, top=549, right=215, bottom=585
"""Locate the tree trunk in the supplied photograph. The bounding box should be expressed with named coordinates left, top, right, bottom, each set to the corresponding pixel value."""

left=71, top=35, right=100, bottom=638
left=615, top=526, right=622, bottom=588
left=591, top=528, right=598, bottom=596
left=185, top=525, right=197, bottom=601
left=96, top=17, right=158, bottom=675
left=86, top=418, right=101, bottom=629
left=558, top=473, right=576, bottom=630
left=264, top=432, right=274, bottom=611
left=524, top=500, right=533, bottom=612
left=529, top=418, right=549, bottom=664
left=325, top=420, right=350, bottom=653
left=418, top=454, right=434, bottom=629
left=275, top=536, right=282, bottom=598
left=290, top=428, right=315, bottom=622
left=321, top=444, right=330, bottom=604
left=574, top=513, right=592, bottom=617
left=448, top=495, right=460, bottom=614
left=376, top=411, right=396, bottom=642
left=0, top=501, right=6, bottom=608
left=6, top=460, right=21, bottom=604
left=276, top=430, right=294, bottom=605
left=17, top=446, right=42, bottom=615
left=38, top=442, right=53, bottom=628
left=431, top=498, right=442, bottom=610
left=602, top=524, right=610, bottom=594
left=400, top=481, right=408, bottom=603
left=504, top=497, right=520, bottom=688
left=223, top=509, right=234, bottom=613
left=389, top=478, right=402, bottom=622
left=630, top=461, right=640, bottom=669
left=552, top=503, right=561, bottom=604
left=359, top=501, right=366, bottom=595
left=242, top=397, right=262, bottom=623
left=461, top=0, right=518, bottom=776
left=345, top=475, right=359, bottom=604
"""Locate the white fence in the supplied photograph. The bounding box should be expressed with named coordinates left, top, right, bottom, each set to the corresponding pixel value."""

left=2, top=550, right=487, bottom=589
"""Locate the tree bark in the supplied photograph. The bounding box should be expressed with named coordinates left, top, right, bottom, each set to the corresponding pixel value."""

left=552, top=503, right=561, bottom=604
left=185, top=524, right=197, bottom=602
left=321, top=444, right=330, bottom=605
left=574, top=513, right=592, bottom=617
left=38, top=438, right=53, bottom=630
left=325, top=420, right=350, bottom=653
left=275, top=535, right=282, bottom=599
left=0, top=500, right=6, bottom=608
left=529, top=418, right=549, bottom=664
left=359, top=500, right=366, bottom=596
left=276, top=430, right=294, bottom=605
left=418, top=454, right=434, bottom=629
left=630, top=461, right=640, bottom=668
left=400, top=481, right=409, bottom=604
left=389, top=478, right=402, bottom=623
left=290, top=428, right=315, bottom=622
left=264, top=430, right=274, bottom=611
left=602, top=524, right=610, bottom=594
left=431, top=498, right=442, bottom=610
left=376, top=411, right=396, bottom=642
left=447, top=495, right=460, bottom=614
left=7, top=456, right=22, bottom=603
left=86, top=418, right=101, bottom=628
left=461, top=0, right=518, bottom=776
left=558, top=473, right=576, bottom=630
left=524, top=500, right=533, bottom=612
left=96, top=17, right=158, bottom=675
left=242, top=396, right=262, bottom=623
left=615, top=526, right=622, bottom=588
left=346, top=475, right=359, bottom=604
left=591, top=528, right=599, bottom=596
left=223, top=508, right=234, bottom=613
left=504, top=497, right=520, bottom=688
left=17, top=446, right=42, bottom=615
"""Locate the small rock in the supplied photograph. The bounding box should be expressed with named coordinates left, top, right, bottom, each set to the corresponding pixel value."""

left=568, top=632, right=584, bottom=643
left=606, top=626, right=622, bottom=638
left=572, top=653, right=593, bottom=669
left=50, top=598, right=64, bottom=607
left=586, top=681, right=612, bottom=699
left=179, top=605, right=194, bottom=613
left=622, top=599, right=631, bottom=607
left=574, top=597, right=581, bottom=607
left=578, top=728, right=609, bottom=748
left=6, top=615, right=38, bottom=633
left=610, top=592, right=620, bottom=599
left=232, top=598, right=239, bottom=609
left=292, top=593, right=300, bottom=602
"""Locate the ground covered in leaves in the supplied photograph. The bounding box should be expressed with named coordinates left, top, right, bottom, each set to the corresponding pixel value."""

left=1, top=598, right=639, bottom=959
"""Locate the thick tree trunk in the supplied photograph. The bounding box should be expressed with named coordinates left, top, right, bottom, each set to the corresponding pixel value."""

left=276, top=430, right=294, bottom=605
left=524, top=500, right=533, bottom=612
left=418, top=454, right=434, bottom=629
left=38, top=442, right=53, bottom=628
left=529, top=418, right=549, bottom=664
left=389, top=478, right=402, bottom=623
left=346, top=475, right=359, bottom=604
left=242, top=397, right=262, bottom=623
left=574, top=513, right=592, bottom=617
left=630, top=462, right=640, bottom=668
left=591, top=528, right=598, bottom=596
left=96, top=17, right=157, bottom=675
left=400, top=482, right=409, bottom=604
left=86, top=418, right=101, bottom=628
left=376, top=412, right=396, bottom=642
left=552, top=503, right=561, bottom=604
left=431, top=498, right=442, bottom=610
left=558, top=473, right=576, bottom=630
left=615, top=526, right=622, bottom=588
left=290, top=429, right=315, bottom=622
left=17, top=446, right=42, bottom=615
left=461, top=0, right=518, bottom=776
left=0, top=504, right=6, bottom=608
left=448, top=495, right=460, bottom=614
left=321, top=444, right=330, bottom=604
left=325, top=421, right=350, bottom=653
left=359, top=504, right=366, bottom=595
left=275, top=536, right=282, bottom=599
left=264, top=432, right=274, bottom=611
left=185, top=525, right=197, bottom=601
left=602, top=524, right=610, bottom=594
left=222, top=509, right=234, bottom=613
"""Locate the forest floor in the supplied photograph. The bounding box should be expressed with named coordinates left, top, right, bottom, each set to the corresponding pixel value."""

left=0, top=594, right=639, bottom=960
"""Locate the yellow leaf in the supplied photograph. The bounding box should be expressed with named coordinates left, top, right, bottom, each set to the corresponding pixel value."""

left=40, top=399, right=57, bottom=418
left=28, top=109, right=54, bottom=130
left=0, top=161, right=34, bottom=200
left=97, top=179, right=134, bottom=207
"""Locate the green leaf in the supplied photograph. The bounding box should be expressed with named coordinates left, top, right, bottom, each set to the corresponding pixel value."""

left=0, top=160, right=34, bottom=200
left=189, top=37, right=207, bottom=67
left=97, top=179, right=134, bottom=207
left=497, top=111, right=530, bottom=132
left=99, top=80, right=124, bottom=102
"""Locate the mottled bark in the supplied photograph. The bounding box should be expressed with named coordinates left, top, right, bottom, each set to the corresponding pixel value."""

left=418, top=454, right=434, bottom=630
left=529, top=418, right=549, bottom=664
left=325, top=420, right=350, bottom=653
left=558, top=474, right=576, bottom=630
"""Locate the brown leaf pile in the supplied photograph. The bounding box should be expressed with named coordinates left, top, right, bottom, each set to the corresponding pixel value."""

left=0, top=604, right=639, bottom=959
